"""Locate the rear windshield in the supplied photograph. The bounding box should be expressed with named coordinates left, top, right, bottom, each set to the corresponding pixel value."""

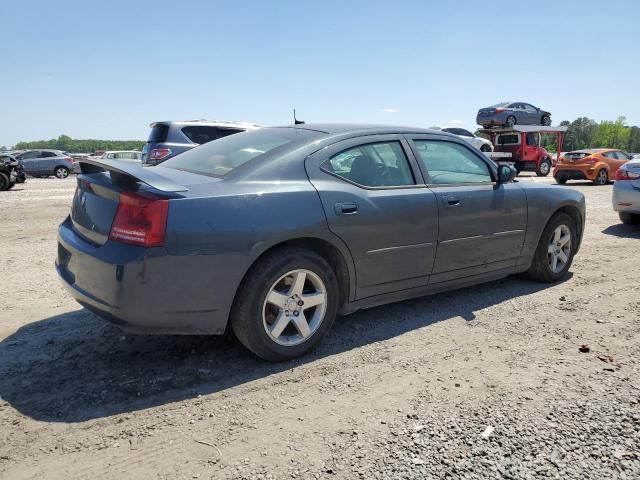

left=497, top=134, right=520, bottom=145
left=565, top=152, right=589, bottom=160
left=490, top=102, right=510, bottom=108
left=148, top=124, right=169, bottom=143
left=161, top=128, right=322, bottom=177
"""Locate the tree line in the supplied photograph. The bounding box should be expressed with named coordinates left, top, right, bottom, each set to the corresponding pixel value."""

left=478, top=116, right=640, bottom=153
left=12, top=135, right=145, bottom=153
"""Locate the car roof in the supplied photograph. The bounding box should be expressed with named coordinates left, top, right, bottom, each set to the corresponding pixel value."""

left=569, top=148, right=617, bottom=154
left=273, top=123, right=440, bottom=135
left=150, top=120, right=262, bottom=129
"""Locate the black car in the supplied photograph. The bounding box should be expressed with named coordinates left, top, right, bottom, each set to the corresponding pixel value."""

left=0, top=154, right=26, bottom=191
left=141, top=119, right=262, bottom=166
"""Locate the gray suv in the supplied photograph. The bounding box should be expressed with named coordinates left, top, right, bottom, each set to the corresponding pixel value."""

left=141, top=120, right=261, bottom=165
left=16, top=150, right=78, bottom=178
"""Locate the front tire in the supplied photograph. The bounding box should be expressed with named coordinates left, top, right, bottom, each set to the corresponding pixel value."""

left=555, top=174, right=568, bottom=184
left=527, top=213, right=577, bottom=283
left=541, top=115, right=551, bottom=126
left=506, top=115, right=516, bottom=127
left=537, top=159, right=552, bottom=177
left=54, top=166, right=70, bottom=179
left=594, top=169, right=608, bottom=185
left=0, top=173, right=9, bottom=191
left=231, top=248, right=339, bottom=361
left=619, top=212, right=640, bottom=224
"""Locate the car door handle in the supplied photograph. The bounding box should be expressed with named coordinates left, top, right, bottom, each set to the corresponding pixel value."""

left=334, top=202, right=358, bottom=215
left=444, top=195, right=460, bottom=207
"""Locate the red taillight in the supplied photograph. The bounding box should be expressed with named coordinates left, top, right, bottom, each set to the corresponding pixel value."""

left=616, top=168, right=640, bottom=181
left=109, top=192, right=169, bottom=247
left=65, top=156, right=74, bottom=162
left=150, top=148, right=172, bottom=161
left=583, top=157, right=596, bottom=164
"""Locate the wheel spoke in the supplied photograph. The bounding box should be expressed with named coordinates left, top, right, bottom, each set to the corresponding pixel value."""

left=292, top=312, right=311, bottom=338
left=553, top=227, right=561, bottom=243
left=559, top=233, right=571, bottom=247
left=302, top=292, right=325, bottom=309
left=551, top=254, right=558, bottom=272
left=548, top=244, right=556, bottom=254
left=266, top=290, right=288, bottom=309
left=269, top=312, right=290, bottom=339
left=289, top=271, right=306, bottom=297
left=558, top=250, right=569, bottom=263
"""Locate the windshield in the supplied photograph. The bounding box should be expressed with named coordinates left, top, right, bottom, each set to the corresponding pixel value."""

left=161, top=128, right=323, bottom=177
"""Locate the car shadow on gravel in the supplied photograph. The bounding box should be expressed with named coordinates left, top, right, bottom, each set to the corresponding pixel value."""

left=0, top=275, right=562, bottom=423
left=601, top=223, right=640, bottom=238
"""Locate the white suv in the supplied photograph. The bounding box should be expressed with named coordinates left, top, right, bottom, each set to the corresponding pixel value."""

left=436, top=127, right=493, bottom=152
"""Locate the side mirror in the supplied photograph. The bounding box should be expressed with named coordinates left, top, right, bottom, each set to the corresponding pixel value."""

left=497, top=164, right=517, bottom=183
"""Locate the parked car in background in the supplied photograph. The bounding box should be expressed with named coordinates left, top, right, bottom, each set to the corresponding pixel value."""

left=100, top=151, right=142, bottom=163
left=434, top=126, right=493, bottom=152
left=141, top=119, right=262, bottom=165
left=477, top=102, right=552, bottom=128
left=15, top=149, right=77, bottom=178
left=57, top=124, right=585, bottom=361
left=612, top=157, right=640, bottom=224
left=554, top=149, right=632, bottom=186
left=491, top=127, right=554, bottom=176
left=0, top=154, right=26, bottom=190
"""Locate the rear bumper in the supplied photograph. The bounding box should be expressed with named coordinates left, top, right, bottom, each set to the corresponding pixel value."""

left=554, top=168, right=592, bottom=181
left=613, top=181, right=640, bottom=213
left=56, top=216, right=231, bottom=335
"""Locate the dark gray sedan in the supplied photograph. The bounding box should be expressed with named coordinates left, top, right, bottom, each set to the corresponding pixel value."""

left=477, top=102, right=552, bottom=128
left=57, top=125, right=584, bottom=360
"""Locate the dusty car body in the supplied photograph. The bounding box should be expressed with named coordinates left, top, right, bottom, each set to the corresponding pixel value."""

left=57, top=125, right=585, bottom=360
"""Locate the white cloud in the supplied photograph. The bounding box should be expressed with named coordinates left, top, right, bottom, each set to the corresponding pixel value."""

left=449, top=119, right=464, bottom=124
left=382, top=108, right=399, bottom=113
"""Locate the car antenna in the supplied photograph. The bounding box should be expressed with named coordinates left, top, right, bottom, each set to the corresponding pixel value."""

left=293, top=109, right=305, bottom=125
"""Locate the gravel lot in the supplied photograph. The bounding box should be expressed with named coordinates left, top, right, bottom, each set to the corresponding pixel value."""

left=0, top=175, right=639, bottom=480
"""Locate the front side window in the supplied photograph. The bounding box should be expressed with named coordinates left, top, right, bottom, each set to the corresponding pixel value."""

left=20, top=151, right=40, bottom=159
left=323, top=141, right=414, bottom=187
left=413, top=140, right=492, bottom=184
left=603, top=152, right=616, bottom=159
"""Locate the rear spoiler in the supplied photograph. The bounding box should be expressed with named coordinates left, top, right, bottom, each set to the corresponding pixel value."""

left=79, top=158, right=188, bottom=193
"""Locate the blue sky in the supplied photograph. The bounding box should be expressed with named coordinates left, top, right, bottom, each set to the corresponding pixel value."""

left=1, top=0, right=639, bottom=147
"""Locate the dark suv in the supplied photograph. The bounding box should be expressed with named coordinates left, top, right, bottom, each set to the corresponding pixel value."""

left=141, top=120, right=262, bottom=165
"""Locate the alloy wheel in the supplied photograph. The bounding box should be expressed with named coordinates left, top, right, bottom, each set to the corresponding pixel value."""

left=539, top=161, right=550, bottom=175
left=595, top=170, right=608, bottom=185
left=55, top=167, right=69, bottom=179
left=262, top=269, right=327, bottom=347
left=547, top=225, right=572, bottom=274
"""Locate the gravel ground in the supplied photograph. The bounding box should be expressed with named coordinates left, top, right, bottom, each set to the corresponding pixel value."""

left=0, top=175, right=638, bottom=479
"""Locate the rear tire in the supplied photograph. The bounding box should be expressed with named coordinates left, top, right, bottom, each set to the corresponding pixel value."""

left=619, top=212, right=640, bottom=224
left=527, top=213, right=577, bottom=283
left=231, top=248, right=339, bottom=361
left=536, top=159, right=552, bottom=177
left=54, top=166, right=70, bottom=179
left=593, top=169, right=608, bottom=185
left=506, top=115, right=516, bottom=127
left=541, top=115, right=551, bottom=126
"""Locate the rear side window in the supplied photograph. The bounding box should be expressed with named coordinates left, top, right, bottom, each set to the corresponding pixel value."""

left=526, top=133, right=540, bottom=146
left=181, top=126, right=221, bottom=145
left=565, top=152, right=589, bottom=160
left=413, top=140, right=492, bottom=184
left=148, top=124, right=169, bottom=143
left=41, top=151, right=57, bottom=158
left=323, top=141, right=414, bottom=187
left=162, top=128, right=321, bottom=177
left=614, top=151, right=630, bottom=160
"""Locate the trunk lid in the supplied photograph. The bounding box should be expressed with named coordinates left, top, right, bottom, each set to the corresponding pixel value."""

left=70, top=159, right=191, bottom=245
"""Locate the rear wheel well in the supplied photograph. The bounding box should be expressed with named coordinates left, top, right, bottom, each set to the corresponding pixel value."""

left=551, top=206, right=583, bottom=249
left=240, top=238, right=351, bottom=308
